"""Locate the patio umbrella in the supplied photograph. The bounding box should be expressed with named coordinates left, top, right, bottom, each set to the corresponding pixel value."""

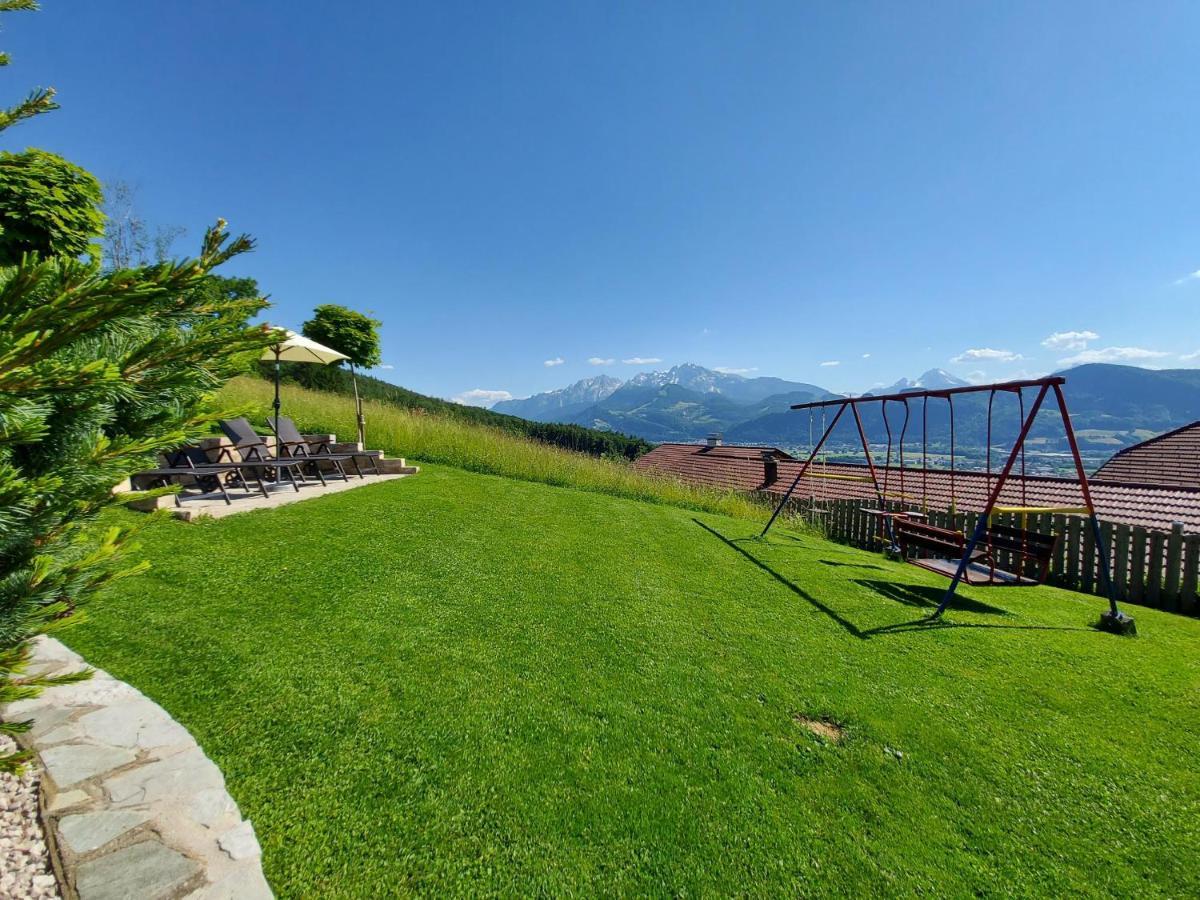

left=261, top=329, right=349, bottom=437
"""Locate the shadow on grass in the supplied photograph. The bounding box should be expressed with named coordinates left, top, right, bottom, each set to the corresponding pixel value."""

left=748, top=531, right=810, bottom=547
left=853, top=579, right=1009, bottom=616
left=702, top=522, right=868, bottom=639
left=694, top=520, right=1087, bottom=640
left=820, top=559, right=885, bottom=571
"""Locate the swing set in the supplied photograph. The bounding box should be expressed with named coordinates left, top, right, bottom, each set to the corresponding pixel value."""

left=799, top=406, right=875, bottom=519
left=760, top=376, right=1134, bottom=632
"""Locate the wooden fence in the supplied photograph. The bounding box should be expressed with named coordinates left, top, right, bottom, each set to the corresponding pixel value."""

left=789, top=498, right=1199, bottom=616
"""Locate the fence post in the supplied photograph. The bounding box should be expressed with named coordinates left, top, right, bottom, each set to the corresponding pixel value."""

left=1098, top=521, right=1114, bottom=599
left=1051, top=514, right=1068, bottom=586
left=1114, top=524, right=1130, bottom=601
left=1129, top=527, right=1148, bottom=604
left=1146, top=530, right=1165, bottom=609
left=1164, top=523, right=1185, bottom=613
left=1066, top=517, right=1082, bottom=588
left=1032, top=513, right=1051, bottom=585
left=1081, top=518, right=1096, bottom=595
left=1182, top=535, right=1199, bottom=616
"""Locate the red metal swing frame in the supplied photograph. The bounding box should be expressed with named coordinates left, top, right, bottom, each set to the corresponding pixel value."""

left=759, top=376, right=1128, bottom=621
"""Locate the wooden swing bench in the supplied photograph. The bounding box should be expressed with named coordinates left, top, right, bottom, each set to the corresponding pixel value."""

left=892, top=518, right=1058, bottom=587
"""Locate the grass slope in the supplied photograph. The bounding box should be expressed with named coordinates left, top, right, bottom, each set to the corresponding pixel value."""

left=74, top=467, right=1199, bottom=896
left=218, top=375, right=765, bottom=521
left=262, top=363, right=653, bottom=459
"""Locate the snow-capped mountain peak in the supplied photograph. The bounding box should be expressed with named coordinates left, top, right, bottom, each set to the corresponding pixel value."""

left=627, top=363, right=732, bottom=393
left=879, top=368, right=970, bottom=393
left=491, top=375, right=622, bottom=420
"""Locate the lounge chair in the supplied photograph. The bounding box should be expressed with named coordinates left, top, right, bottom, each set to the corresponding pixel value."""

left=131, top=446, right=307, bottom=504
left=217, top=418, right=345, bottom=485
left=271, top=417, right=381, bottom=477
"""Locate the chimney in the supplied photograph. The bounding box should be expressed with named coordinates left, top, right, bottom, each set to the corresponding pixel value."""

left=761, top=449, right=778, bottom=485
left=706, top=433, right=723, bottom=447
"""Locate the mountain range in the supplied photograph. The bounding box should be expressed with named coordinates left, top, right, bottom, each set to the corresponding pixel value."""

left=491, top=363, right=1200, bottom=456
left=494, top=363, right=838, bottom=442
left=490, top=374, right=623, bottom=422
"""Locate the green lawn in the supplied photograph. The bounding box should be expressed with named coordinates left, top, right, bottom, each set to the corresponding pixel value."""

left=71, top=465, right=1199, bottom=896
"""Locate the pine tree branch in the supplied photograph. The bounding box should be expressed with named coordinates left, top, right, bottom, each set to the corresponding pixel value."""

left=0, top=86, right=57, bottom=133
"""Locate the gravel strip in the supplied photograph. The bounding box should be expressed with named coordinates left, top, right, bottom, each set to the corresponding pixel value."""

left=0, top=734, right=61, bottom=899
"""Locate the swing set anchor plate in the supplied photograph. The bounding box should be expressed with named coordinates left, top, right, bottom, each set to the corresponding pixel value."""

left=1097, top=609, right=1137, bottom=637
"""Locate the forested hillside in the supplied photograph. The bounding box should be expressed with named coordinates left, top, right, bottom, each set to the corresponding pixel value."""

left=262, top=363, right=653, bottom=460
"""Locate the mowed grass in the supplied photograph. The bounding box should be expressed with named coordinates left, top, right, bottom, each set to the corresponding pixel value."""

left=71, top=466, right=1200, bottom=896
left=218, top=375, right=766, bottom=521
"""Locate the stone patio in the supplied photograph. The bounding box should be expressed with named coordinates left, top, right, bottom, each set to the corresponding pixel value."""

left=126, top=435, right=419, bottom=521
left=148, top=470, right=416, bottom=522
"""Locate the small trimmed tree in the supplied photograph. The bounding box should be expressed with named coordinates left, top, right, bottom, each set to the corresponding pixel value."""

left=0, top=149, right=104, bottom=265
left=302, top=304, right=382, bottom=445
left=301, top=304, right=382, bottom=370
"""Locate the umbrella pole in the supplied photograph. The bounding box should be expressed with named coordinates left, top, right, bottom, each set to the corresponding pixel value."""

left=272, top=348, right=282, bottom=446
left=352, top=363, right=365, bottom=448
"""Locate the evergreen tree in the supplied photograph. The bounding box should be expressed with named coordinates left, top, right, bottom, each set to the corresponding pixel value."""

left=0, top=224, right=276, bottom=771
left=0, top=2, right=277, bottom=772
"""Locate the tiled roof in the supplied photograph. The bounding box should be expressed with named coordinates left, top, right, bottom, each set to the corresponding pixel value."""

left=633, top=443, right=795, bottom=492
left=1092, top=421, right=1200, bottom=489
left=635, top=442, right=1200, bottom=533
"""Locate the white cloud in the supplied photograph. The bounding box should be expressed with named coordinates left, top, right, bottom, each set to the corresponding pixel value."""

left=951, top=348, right=1023, bottom=363
left=452, top=388, right=513, bottom=407
left=965, top=370, right=988, bottom=384
left=1041, top=330, right=1099, bottom=352
left=587, top=357, right=615, bottom=366
left=1181, top=350, right=1200, bottom=362
left=622, top=357, right=662, bottom=365
left=862, top=353, right=871, bottom=359
left=1058, top=346, right=1169, bottom=366
left=714, top=366, right=758, bottom=375
left=819, top=360, right=840, bottom=367
left=374, top=364, right=394, bottom=370
left=1173, top=270, right=1200, bottom=286
left=543, top=357, right=564, bottom=367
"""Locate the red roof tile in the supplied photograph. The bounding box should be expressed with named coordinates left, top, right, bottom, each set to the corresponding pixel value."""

left=1093, top=421, right=1200, bottom=489
left=635, top=442, right=1200, bottom=533
left=634, top=444, right=794, bottom=492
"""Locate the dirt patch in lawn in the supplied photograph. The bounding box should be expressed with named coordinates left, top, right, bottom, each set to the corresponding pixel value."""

left=793, top=714, right=845, bottom=742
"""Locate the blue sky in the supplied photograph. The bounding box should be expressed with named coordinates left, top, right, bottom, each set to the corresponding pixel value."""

left=5, top=2, right=1199, bottom=404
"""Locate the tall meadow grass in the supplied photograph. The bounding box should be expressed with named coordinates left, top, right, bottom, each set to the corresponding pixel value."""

left=219, top=376, right=771, bottom=522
